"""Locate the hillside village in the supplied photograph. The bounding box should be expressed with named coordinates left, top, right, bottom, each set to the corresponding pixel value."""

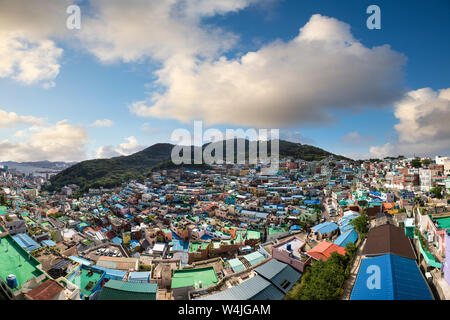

left=1, top=155, right=449, bottom=300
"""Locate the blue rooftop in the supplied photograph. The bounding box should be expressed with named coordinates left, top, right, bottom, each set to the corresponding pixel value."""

left=172, top=238, right=189, bottom=252
left=333, top=229, right=358, bottom=247
left=128, top=271, right=151, bottom=282
left=350, top=253, right=433, bottom=300
left=311, top=222, right=338, bottom=234
left=41, top=239, right=56, bottom=247
left=90, top=265, right=126, bottom=280
left=304, top=200, right=320, bottom=205
left=111, top=236, right=123, bottom=245
left=12, top=233, right=40, bottom=252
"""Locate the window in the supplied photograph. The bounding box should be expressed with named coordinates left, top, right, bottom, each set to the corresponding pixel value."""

left=280, top=280, right=291, bottom=289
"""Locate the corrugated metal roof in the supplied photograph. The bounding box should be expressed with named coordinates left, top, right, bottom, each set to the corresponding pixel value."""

left=255, top=259, right=301, bottom=293
left=228, top=258, right=246, bottom=273
left=243, top=251, right=265, bottom=266
left=98, top=280, right=157, bottom=300
left=128, top=271, right=151, bottom=282
left=333, top=229, right=358, bottom=247
left=196, top=275, right=284, bottom=300
left=351, top=253, right=433, bottom=300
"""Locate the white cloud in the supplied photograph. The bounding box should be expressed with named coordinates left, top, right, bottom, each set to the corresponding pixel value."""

left=0, top=32, right=62, bottom=86
left=0, top=109, right=44, bottom=128
left=130, top=14, right=406, bottom=127
left=79, top=0, right=252, bottom=64
left=340, top=132, right=375, bottom=145
left=96, top=136, right=145, bottom=159
left=0, top=0, right=70, bottom=86
left=0, top=120, right=89, bottom=162
left=368, top=143, right=395, bottom=159
left=91, top=119, right=114, bottom=127
left=369, top=88, right=450, bottom=158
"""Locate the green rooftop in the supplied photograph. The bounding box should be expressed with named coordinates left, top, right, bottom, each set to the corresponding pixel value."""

left=432, top=216, right=450, bottom=229
left=0, top=206, right=8, bottom=214
left=268, top=227, right=286, bottom=235
left=228, top=258, right=246, bottom=273
left=67, top=267, right=103, bottom=297
left=98, top=280, right=157, bottom=300
left=242, top=251, right=265, bottom=266
left=188, top=241, right=209, bottom=253
left=0, top=235, right=44, bottom=291
left=171, top=267, right=218, bottom=289
left=40, top=222, right=51, bottom=228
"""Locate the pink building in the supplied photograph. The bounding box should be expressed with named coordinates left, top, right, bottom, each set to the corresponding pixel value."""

left=443, top=232, right=450, bottom=287
left=418, top=213, right=447, bottom=256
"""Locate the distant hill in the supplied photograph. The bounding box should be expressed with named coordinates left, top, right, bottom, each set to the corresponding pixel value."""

left=45, top=139, right=348, bottom=192
left=1, top=160, right=77, bottom=170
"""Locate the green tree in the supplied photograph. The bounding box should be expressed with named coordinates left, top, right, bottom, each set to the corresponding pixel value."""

left=298, top=252, right=349, bottom=300
left=431, top=186, right=443, bottom=199
left=422, top=158, right=431, bottom=166
left=0, top=193, right=7, bottom=206
left=345, top=242, right=357, bottom=260
left=411, top=158, right=422, bottom=168
left=350, top=213, right=369, bottom=237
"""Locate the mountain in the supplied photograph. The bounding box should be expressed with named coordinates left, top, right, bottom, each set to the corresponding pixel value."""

left=45, top=139, right=349, bottom=192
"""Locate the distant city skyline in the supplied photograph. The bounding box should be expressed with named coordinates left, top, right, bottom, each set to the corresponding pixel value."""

left=0, top=0, right=449, bottom=162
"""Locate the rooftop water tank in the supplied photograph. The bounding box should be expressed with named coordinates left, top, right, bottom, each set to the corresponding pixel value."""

left=286, top=243, right=292, bottom=251
left=6, top=274, right=17, bottom=289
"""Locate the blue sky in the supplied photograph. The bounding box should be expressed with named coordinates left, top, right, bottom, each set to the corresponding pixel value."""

left=0, top=0, right=449, bottom=162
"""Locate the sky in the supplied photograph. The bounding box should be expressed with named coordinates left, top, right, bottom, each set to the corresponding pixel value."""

left=0, top=0, right=449, bottom=162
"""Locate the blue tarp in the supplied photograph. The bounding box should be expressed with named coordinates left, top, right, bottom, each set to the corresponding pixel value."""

left=350, top=253, right=433, bottom=300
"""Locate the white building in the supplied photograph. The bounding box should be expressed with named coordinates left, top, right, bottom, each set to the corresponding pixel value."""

left=436, top=156, right=450, bottom=165
left=419, top=168, right=432, bottom=191
left=444, top=160, right=450, bottom=176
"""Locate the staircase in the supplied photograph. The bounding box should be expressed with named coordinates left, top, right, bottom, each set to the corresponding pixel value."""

left=341, top=238, right=366, bottom=300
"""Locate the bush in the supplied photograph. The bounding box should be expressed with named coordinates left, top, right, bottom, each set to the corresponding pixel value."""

left=350, top=213, right=369, bottom=237
left=298, top=253, right=350, bottom=300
